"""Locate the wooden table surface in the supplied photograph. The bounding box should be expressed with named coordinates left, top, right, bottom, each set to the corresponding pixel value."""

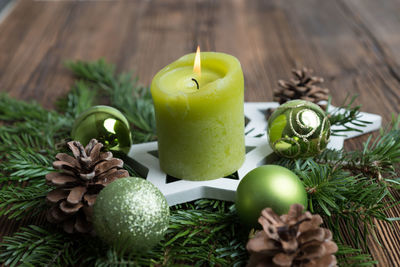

left=1, top=0, right=400, bottom=265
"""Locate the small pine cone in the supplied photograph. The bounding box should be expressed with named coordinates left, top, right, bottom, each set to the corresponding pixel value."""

left=273, top=67, right=329, bottom=110
left=246, top=204, right=338, bottom=267
left=45, top=139, right=129, bottom=234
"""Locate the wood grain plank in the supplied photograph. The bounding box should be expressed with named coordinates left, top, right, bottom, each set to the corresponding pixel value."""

left=343, top=0, right=400, bottom=74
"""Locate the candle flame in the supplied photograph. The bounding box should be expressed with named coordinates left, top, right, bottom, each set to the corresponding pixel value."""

left=193, top=46, right=201, bottom=77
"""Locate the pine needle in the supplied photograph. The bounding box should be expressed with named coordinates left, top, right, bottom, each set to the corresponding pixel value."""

left=64, top=59, right=157, bottom=144
left=326, top=95, right=371, bottom=136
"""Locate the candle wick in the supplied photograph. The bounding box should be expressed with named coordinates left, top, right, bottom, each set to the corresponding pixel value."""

left=192, top=78, right=199, bottom=90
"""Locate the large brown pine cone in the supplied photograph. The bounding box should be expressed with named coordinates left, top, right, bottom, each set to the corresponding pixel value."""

left=246, top=204, right=338, bottom=267
left=45, top=139, right=129, bottom=234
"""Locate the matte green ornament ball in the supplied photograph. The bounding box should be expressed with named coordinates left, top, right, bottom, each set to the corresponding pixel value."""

left=268, top=100, right=331, bottom=158
left=93, top=177, right=170, bottom=251
left=236, top=165, right=308, bottom=226
left=71, top=105, right=132, bottom=153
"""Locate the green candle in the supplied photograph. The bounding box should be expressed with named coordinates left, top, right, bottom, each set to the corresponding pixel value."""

left=150, top=49, right=245, bottom=181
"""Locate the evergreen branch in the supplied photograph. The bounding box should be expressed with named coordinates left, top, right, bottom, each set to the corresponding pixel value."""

left=56, top=80, right=98, bottom=119
left=293, top=160, right=351, bottom=216
left=0, top=225, right=77, bottom=267
left=0, top=120, right=70, bottom=150
left=160, top=207, right=247, bottom=266
left=0, top=185, right=49, bottom=220
left=75, top=200, right=247, bottom=266
left=0, top=94, right=73, bottom=151
left=0, top=94, right=72, bottom=134
left=0, top=142, right=54, bottom=186
left=334, top=181, right=390, bottom=246
left=275, top=157, right=394, bottom=247
left=1, top=152, right=53, bottom=183
left=0, top=94, right=50, bottom=122
left=65, top=59, right=157, bottom=143
left=327, top=95, right=371, bottom=136
left=336, top=244, right=377, bottom=266
left=317, top=116, right=400, bottom=184
left=0, top=199, right=247, bottom=266
left=0, top=132, right=54, bottom=159
left=345, top=125, right=400, bottom=180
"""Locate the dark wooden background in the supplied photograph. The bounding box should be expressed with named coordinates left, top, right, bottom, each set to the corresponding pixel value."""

left=1, top=0, right=400, bottom=265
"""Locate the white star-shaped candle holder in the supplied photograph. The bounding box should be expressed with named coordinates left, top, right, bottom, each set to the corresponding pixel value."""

left=128, top=102, right=382, bottom=206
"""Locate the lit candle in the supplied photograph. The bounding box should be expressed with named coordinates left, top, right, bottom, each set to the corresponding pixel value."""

left=150, top=47, right=245, bottom=181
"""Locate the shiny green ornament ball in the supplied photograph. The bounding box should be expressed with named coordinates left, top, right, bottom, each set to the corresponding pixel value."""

left=236, top=165, right=307, bottom=226
left=93, top=177, right=170, bottom=251
left=268, top=100, right=331, bottom=158
left=71, top=105, right=132, bottom=153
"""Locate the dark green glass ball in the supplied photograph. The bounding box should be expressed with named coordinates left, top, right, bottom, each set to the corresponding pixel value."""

left=236, top=165, right=308, bottom=226
left=268, top=100, right=331, bottom=158
left=93, top=177, right=170, bottom=252
left=71, top=105, right=132, bottom=153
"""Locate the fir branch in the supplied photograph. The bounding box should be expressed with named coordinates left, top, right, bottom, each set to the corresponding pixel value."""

left=0, top=93, right=73, bottom=150
left=327, top=95, right=371, bottom=136
left=77, top=200, right=247, bottom=266
left=0, top=94, right=70, bottom=190
left=56, top=80, right=98, bottom=119
left=316, top=116, right=400, bottom=184
left=0, top=185, right=49, bottom=220
left=0, top=94, right=50, bottom=122
left=275, top=157, right=394, bottom=247
left=0, top=225, right=77, bottom=267
left=0, top=132, right=54, bottom=160
left=293, top=160, right=351, bottom=216
left=345, top=127, right=400, bottom=181
left=65, top=59, right=157, bottom=143
left=334, top=180, right=390, bottom=246
left=164, top=202, right=247, bottom=266
left=0, top=119, right=71, bottom=150
left=0, top=136, right=54, bottom=185
left=0, top=199, right=247, bottom=266
left=336, top=244, right=377, bottom=266
left=0, top=94, right=72, bottom=132
left=1, top=151, right=53, bottom=183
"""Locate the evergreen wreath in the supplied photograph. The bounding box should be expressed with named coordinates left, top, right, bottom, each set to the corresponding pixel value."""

left=0, top=59, right=399, bottom=266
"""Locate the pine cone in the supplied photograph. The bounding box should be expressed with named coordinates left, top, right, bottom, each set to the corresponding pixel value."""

left=273, top=67, right=329, bottom=109
left=45, top=139, right=129, bottom=234
left=246, top=204, right=338, bottom=267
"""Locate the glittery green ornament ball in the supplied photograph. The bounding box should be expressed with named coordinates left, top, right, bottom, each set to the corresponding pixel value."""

left=71, top=105, right=132, bottom=153
left=93, top=177, right=170, bottom=251
left=268, top=100, right=331, bottom=158
left=236, top=165, right=308, bottom=226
